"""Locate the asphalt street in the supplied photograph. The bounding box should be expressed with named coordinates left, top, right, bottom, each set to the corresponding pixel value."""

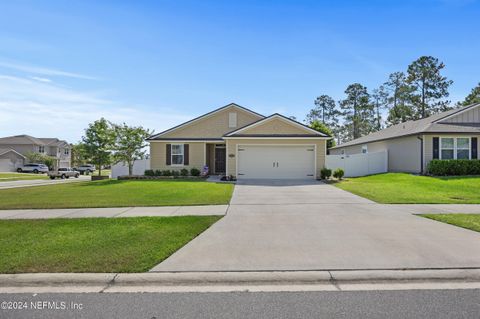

left=1, top=289, right=479, bottom=319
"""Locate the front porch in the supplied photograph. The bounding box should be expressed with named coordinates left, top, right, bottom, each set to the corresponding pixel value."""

left=205, top=143, right=226, bottom=175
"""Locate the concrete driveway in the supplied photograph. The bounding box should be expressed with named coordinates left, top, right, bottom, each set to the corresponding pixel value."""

left=152, top=180, right=480, bottom=272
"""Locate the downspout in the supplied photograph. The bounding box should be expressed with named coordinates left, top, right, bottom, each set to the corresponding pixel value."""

left=417, top=136, right=423, bottom=174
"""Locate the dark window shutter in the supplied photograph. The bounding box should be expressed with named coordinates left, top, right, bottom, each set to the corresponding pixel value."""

left=432, top=137, right=439, bottom=159
left=166, top=144, right=171, bottom=165
left=184, top=144, right=189, bottom=165
left=472, top=137, right=478, bottom=159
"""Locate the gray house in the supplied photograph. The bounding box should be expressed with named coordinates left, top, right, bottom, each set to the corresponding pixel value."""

left=330, top=103, right=480, bottom=173
left=0, top=135, right=71, bottom=171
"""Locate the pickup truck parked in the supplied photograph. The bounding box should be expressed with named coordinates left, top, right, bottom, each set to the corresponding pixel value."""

left=48, top=168, right=80, bottom=179
left=75, top=164, right=96, bottom=175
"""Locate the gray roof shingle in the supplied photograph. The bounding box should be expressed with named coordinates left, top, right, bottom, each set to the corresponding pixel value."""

left=332, top=103, right=480, bottom=149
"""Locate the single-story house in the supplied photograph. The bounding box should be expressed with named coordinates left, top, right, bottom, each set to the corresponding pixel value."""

left=330, top=103, right=480, bottom=173
left=0, top=148, right=25, bottom=172
left=147, top=103, right=330, bottom=179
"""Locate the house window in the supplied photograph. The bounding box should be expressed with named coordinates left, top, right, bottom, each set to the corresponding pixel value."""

left=64, top=148, right=69, bottom=155
left=171, top=144, right=184, bottom=165
left=440, top=137, right=470, bottom=160
left=456, top=138, right=470, bottom=159
left=228, top=112, right=237, bottom=128
left=362, top=145, right=368, bottom=154
left=38, top=146, right=45, bottom=153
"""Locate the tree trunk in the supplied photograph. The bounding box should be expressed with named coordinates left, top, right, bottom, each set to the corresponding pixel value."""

left=128, top=161, right=133, bottom=176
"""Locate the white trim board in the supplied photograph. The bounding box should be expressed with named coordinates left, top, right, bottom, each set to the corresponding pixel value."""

left=225, top=114, right=329, bottom=137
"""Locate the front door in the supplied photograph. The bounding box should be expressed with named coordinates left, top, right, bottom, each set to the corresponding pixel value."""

left=215, top=147, right=226, bottom=174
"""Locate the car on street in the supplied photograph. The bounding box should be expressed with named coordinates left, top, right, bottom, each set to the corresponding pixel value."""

left=76, top=164, right=96, bottom=174
left=48, top=167, right=80, bottom=179
left=17, top=163, right=49, bottom=174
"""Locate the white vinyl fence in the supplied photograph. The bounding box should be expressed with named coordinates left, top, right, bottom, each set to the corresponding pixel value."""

left=112, top=158, right=150, bottom=179
left=326, top=150, right=388, bottom=177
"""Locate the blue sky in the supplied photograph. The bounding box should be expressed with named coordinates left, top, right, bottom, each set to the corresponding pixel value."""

left=0, top=0, right=479, bottom=142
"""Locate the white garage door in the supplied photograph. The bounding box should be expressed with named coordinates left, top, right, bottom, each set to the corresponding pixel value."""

left=0, top=159, right=14, bottom=172
left=237, top=145, right=315, bottom=179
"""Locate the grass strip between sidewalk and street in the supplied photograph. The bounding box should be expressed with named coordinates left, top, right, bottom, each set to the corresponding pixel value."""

left=0, top=216, right=221, bottom=273
left=420, top=214, right=480, bottom=233
left=0, top=172, right=49, bottom=182
left=334, top=173, right=480, bottom=204
left=0, top=179, right=234, bottom=209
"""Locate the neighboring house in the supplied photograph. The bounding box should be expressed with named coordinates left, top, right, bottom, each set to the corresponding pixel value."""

left=330, top=103, right=480, bottom=173
left=0, top=135, right=71, bottom=171
left=147, top=103, right=330, bottom=179
left=0, top=148, right=25, bottom=172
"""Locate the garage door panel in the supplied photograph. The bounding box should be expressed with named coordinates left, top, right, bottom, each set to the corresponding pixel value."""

left=238, top=145, right=315, bottom=179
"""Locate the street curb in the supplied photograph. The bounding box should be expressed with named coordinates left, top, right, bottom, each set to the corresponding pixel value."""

left=1, top=269, right=480, bottom=287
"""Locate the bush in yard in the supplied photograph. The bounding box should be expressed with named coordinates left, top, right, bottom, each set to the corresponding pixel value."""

left=172, top=170, right=180, bottom=177
left=428, top=159, right=480, bottom=176
left=180, top=168, right=189, bottom=176
left=333, top=168, right=345, bottom=180
left=190, top=168, right=201, bottom=176
left=162, top=170, right=172, bottom=176
left=144, top=169, right=155, bottom=176
left=320, top=168, right=332, bottom=180
left=154, top=169, right=163, bottom=176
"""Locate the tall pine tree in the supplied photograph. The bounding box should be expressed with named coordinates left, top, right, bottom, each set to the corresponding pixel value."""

left=406, top=56, right=453, bottom=118
left=384, top=71, right=415, bottom=126
left=459, top=82, right=480, bottom=106
left=339, top=83, right=375, bottom=140
left=371, top=85, right=388, bottom=130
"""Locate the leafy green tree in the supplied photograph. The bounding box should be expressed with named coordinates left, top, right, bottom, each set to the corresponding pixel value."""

left=309, top=120, right=335, bottom=149
left=24, top=152, right=55, bottom=170
left=82, top=118, right=116, bottom=177
left=459, top=82, right=480, bottom=106
left=113, top=123, right=153, bottom=176
left=406, top=56, right=453, bottom=118
left=371, top=85, right=389, bottom=130
left=70, top=143, right=89, bottom=167
left=339, top=83, right=375, bottom=140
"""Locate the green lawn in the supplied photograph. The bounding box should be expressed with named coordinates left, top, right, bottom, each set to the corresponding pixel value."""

left=334, top=173, right=480, bottom=204
left=421, top=214, right=480, bottom=233
left=0, top=216, right=221, bottom=273
left=0, top=180, right=234, bottom=209
left=0, top=172, right=48, bottom=182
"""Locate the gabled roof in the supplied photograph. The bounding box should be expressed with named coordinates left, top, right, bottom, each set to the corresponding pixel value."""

left=224, top=113, right=330, bottom=138
left=38, top=138, right=69, bottom=147
left=0, top=134, right=45, bottom=145
left=0, top=148, right=26, bottom=158
left=331, top=103, right=480, bottom=149
left=147, top=103, right=265, bottom=140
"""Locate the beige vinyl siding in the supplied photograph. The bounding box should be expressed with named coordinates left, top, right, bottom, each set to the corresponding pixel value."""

left=239, top=118, right=313, bottom=135
left=330, top=136, right=422, bottom=173
left=150, top=142, right=205, bottom=172
left=424, top=134, right=480, bottom=171
left=225, top=139, right=326, bottom=179
left=439, top=105, right=480, bottom=124
left=160, top=106, right=262, bottom=139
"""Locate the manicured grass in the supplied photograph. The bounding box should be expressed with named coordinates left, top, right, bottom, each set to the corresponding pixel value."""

left=421, top=214, right=480, bottom=233
left=334, top=173, right=480, bottom=204
left=0, top=180, right=234, bottom=209
left=0, top=216, right=221, bottom=273
left=0, top=172, right=48, bottom=182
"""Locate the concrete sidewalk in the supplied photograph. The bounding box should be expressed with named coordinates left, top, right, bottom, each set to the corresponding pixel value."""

left=0, top=205, right=228, bottom=219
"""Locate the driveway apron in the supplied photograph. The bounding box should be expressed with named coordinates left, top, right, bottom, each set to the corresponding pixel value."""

left=151, top=179, right=480, bottom=272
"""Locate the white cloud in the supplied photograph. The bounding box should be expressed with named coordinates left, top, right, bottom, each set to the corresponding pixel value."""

left=0, top=75, right=190, bottom=143
left=30, top=76, right=52, bottom=83
left=0, top=61, right=98, bottom=80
